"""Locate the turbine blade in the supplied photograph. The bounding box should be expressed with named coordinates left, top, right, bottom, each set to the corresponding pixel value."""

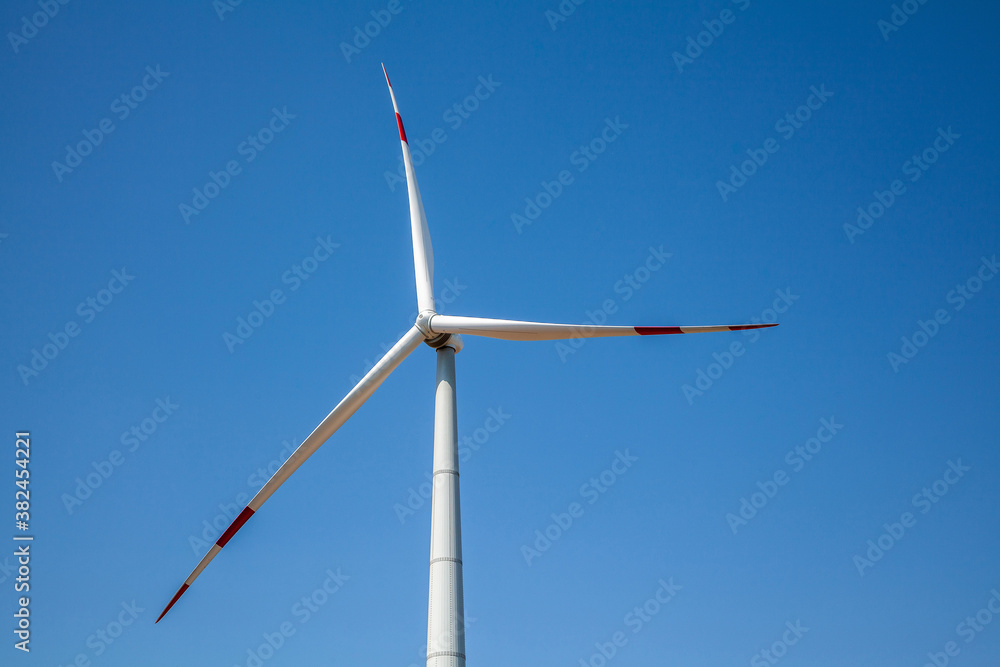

left=156, top=325, right=426, bottom=623
left=428, top=315, right=777, bottom=342
left=382, top=64, right=435, bottom=314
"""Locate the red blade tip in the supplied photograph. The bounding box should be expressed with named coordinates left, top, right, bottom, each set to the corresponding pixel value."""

left=155, top=583, right=189, bottom=624
left=729, top=323, right=779, bottom=330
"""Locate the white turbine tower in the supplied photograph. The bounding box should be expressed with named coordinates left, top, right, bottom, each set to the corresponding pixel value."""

left=156, top=67, right=778, bottom=666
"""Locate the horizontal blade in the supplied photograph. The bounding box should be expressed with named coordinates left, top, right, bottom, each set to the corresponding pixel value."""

left=383, top=64, right=435, bottom=314
left=156, top=325, right=426, bottom=623
left=428, top=315, right=777, bottom=342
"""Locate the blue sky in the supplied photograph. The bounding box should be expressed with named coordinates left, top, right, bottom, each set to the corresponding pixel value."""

left=2, top=0, right=999, bottom=665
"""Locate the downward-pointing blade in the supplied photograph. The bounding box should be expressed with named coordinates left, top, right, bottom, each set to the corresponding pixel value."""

left=156, top=325, right=425, bottom=623
left=428, top=315, right=778, bottom=342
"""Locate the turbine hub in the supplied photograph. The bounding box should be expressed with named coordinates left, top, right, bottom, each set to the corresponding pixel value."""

left=416, top=310, right=460, bottom=350
left=415, top=310, right=437, bottom=338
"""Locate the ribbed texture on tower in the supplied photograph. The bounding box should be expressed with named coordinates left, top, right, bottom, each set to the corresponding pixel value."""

left=427, top=347, right=466, bottom=667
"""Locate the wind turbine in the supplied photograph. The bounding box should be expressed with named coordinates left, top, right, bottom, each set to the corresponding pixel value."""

left=156, top=66, right=777, bottom=665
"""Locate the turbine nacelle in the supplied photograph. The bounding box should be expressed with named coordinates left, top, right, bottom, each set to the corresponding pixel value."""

left=415, top=310, right=463, bottom=350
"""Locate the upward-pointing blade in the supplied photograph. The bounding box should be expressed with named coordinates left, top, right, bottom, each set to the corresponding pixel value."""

left=428, top=315, right=778, bottom=341
left=156, top=325, right=426, bottom=623
left=383, top=64, right=435, bottom=314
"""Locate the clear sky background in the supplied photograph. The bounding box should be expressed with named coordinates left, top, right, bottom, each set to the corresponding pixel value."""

left=2, top=1, right=999, bottom=665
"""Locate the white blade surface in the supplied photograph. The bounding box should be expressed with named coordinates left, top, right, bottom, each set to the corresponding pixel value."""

left=429, top=315, right=777, bottom=341
left=383, top=64, right=435, bottom=313
left=156, top=325, right=426, bottom=622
